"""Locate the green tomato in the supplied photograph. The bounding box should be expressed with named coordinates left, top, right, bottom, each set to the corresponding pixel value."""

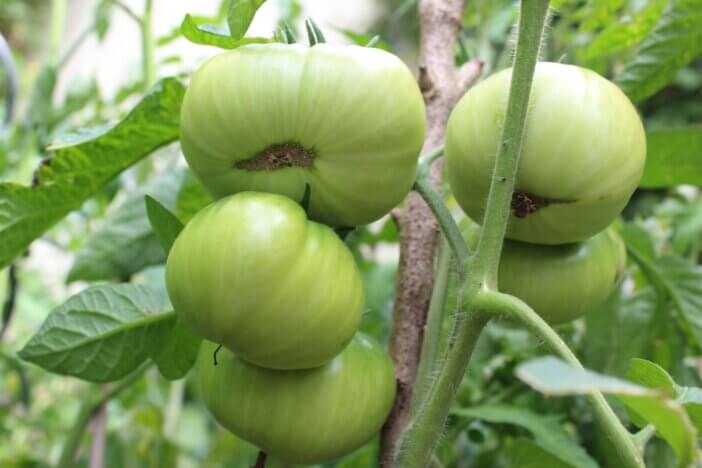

left=166, top=192, right=364, bottom=370
left=180, top=43, right=426, bottom=227
left=464, top=222, right=627, bottom=324
left=198, top=334, right=396, bottom=465
left=446, top=62, right=646, bottom=244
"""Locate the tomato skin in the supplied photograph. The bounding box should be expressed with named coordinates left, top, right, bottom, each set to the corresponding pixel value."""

left=180, top=43, right=426, bottom=227
left=497, top=228, right=626, bottom=324
left=197, top=334, right=396, bottom=465
left=446, top=62, right=646, bottom=244
left=165, top=192, right=364, bottom=370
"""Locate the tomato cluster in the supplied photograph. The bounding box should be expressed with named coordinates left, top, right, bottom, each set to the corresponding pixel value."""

left=451, top=62, right=645, bottom=324
left=168, top=43, right=426, bottom=464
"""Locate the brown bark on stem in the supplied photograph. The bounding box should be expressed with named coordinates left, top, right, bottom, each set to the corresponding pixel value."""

left=379, top=1, right=483, bottom=466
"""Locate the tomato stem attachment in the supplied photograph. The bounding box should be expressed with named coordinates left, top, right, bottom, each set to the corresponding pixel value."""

left=235, top=142, right=316, bottom=171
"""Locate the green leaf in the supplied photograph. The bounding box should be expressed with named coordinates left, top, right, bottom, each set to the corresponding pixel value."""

left=621, top=223, right=656, bottom=261
left=516, top=357, right=654, bottom=397
left=627, top=252, right=702, bottom=353
left=337, top=29, right=392, bottom=51
left=578, top=0, right=625, bottom=32
left=628, top=358, right=676, bottom=395
left=620, top=393, right=699, bottom=467
left=18, top=284, right=173, bottom=382
left=501, top=439, right=574, bottom=468
left=640, top=128, right=702, bottom=188
left=516, top=357, right=699, bottom=467
left=587, top=0, right=667, bottom=58
left=0, top=78, right=184, bottom=270
left=227, top=0, right=266, bottom=41
left=145, top=195, right=184, bottom=255
left=147, top=317, right=201, bottom=380
left=616, top=0, right=702, bottom=102
left=67, top=169, right=188, bottom=282
left=180, top=14, right=268, bottom=49
left=452, top=404, right=599, bottom=468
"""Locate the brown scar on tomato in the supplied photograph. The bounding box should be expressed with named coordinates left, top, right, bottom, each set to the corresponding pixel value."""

left=510, top=191, right=573, bottom=218
left=235, top=142, right=316, bottom=171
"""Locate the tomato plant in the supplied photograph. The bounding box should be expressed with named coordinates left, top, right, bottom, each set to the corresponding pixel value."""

left=446, top=62, right=646, bottom=245
left=166, top=191, right=364, bottom=370
left=5, top=1, right=702, bottom=468
left=197, top=334, right=396, bottom=465
left=180, top=43, right=426, bottom=228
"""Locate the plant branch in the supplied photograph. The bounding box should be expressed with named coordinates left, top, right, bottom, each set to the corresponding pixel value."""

left=379, top=0, right=481, bottom=461
left=412, top=236, right=452, bottom=413
left=57, top=23, right=96, bottom=69
left=474, top=291, right=645, bottom=468
left=396, top=2, right=550, bottom=466
left=49, top=0, right=67, bottom=65
left=112, top=0, right=142, bottom=24
left=88, top=396, right=108, bottom=468
left=57, top=363, right=150, bottom=468
left=413, top=172, right=470, bottom=270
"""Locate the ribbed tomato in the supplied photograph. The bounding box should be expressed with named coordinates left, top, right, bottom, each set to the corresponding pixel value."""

left=446, top=62, right=646, bottom=244
left=166, top=192, right=364, bottom=370
left=197, top=335, right=396, bottom=465
left=180, top=43, right=426, bottom=227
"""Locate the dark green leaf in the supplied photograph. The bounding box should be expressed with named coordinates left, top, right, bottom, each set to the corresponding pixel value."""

left=640, top=128, right=702, bottom=188
left=145, top=195, right=184, bottom=255
left=18, top=284, right=173, bottom=382
left=147, top=318, right=201, bottom=380
left=0, top=78, right=184, bottom=270
left=587, top=0, right=667, bottom=59
left=616, top=0, right=702, bottom=102
left=227, top=0, right=266, bottom=41
left=67, top=169, right=187, bottom=282
left=452, top=404, right=599, bottom=468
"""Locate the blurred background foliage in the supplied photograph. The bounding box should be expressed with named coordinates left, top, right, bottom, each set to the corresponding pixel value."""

left=0, top=0, right=701, bottom=467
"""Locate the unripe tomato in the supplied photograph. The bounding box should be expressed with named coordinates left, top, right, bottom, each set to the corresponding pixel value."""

left=464, top=222, right=627, bottom=324
left=180, top=43, right=426, bottom=227
left=166, top=192, right=364, bottom=370
left=446, top=62, right=646, bottom=244
left=198, top=334, right=396, bottom=465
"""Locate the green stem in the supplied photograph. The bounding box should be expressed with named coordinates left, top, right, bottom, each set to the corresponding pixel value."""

left=141, top=0, right=156, bottom=90
left=633, top=424, right=656, bottom=452
left=57, top=23, right=95, bottom=69
left=163, top=379, right=185, bottom=438
left=413, top=174, right=470, bottom=270
left=396, top=2, right=550, bottom=466
left=474, top=291, right=645, bottom=468
left=417, top=145, right=445, bottom=169
left=412, top=236, right=452, bottom=414
left=57, top=364, right=149, bottom=468
left=472, top=0, right=549, bottom=291
left=49, top=0, right=67, bottom=64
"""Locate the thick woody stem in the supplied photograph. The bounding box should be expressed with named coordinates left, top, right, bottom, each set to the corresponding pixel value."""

left=379, top=1, right=482, bottom=465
